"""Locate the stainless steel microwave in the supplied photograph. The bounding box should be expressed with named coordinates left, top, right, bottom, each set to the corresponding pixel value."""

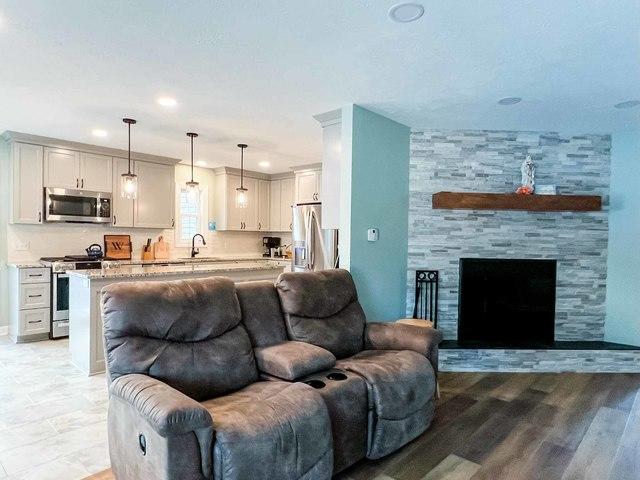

left=45, top=188, right=111, bottom=223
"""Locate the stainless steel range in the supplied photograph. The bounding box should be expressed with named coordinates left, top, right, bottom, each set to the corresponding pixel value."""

left=40, top=256, right=102, bottom=339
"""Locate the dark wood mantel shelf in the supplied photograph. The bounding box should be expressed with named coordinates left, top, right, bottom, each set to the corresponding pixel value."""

left=432, top=192, right=602, bottom=212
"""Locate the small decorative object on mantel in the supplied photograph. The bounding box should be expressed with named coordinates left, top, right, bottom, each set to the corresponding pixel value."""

left=516, top=154, right=535, bottom=195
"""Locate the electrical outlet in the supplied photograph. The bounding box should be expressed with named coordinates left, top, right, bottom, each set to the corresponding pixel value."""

left=14, top=241, right=30, bottom=251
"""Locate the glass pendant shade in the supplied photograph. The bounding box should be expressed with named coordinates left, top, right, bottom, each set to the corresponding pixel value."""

left=235, top=187, right=248, bottom=209
left=121, top=173, right=138, bottom=200
left=121, top=118, right=138, bottom=199
left=186, top=180, right=200, bottom=203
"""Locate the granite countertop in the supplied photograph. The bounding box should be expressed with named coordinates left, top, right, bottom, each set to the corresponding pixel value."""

left=67, top=260, right=284, bottom=280
left=102, top=255, right=288, bottom=266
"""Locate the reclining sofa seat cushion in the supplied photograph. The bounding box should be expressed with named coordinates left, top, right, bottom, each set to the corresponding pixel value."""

left=101, top=276, right=259, bottom=401
left=275, top=269, right=366, bottom=359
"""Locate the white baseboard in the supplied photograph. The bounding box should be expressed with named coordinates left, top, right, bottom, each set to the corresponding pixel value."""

left=0, top=326, right=8, bottom=336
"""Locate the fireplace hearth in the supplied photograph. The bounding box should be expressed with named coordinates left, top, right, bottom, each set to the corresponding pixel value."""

left=458, top=258, right=557, bottom=347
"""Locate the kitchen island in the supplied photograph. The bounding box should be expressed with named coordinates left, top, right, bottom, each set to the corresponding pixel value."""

left=68, top=260, right=285, bottom=375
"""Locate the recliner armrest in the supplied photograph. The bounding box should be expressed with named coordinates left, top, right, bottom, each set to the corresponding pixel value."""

left=109, top=373, right=214, bottom=437
left=254, top=341, right=336, bottom=381
left=364, top=322, right=443, bottom=373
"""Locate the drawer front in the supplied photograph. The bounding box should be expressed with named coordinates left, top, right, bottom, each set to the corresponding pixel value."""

left=19, top=283, right=51, bottom=310
left=21, top=308, right=50, bottom=334
left=19, top=268, right=51, bottom=284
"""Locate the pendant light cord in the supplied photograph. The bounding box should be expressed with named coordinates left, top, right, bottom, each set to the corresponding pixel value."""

left=191, top=134, right=194, bottom=182
left=127, top=122, right=131, bottom=174
left=240, top=146, right=244, bottom=189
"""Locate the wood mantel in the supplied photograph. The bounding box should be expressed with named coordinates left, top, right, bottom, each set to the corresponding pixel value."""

left=432, top=192, right=602, bottom=212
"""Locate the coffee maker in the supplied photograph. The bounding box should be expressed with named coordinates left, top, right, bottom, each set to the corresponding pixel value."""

left=262, top=236, right=282, bottom=257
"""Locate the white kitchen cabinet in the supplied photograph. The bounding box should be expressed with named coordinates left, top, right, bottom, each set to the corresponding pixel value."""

left=295, top=169, right=321, bottom=203
left=280, top=177, right=295, bottom=231
left=257, top=179, right=270, bottom=231
left=9, top=142, right=44, bottom=224
left=80, top=152, right=112, bottom=192
left=269, top=180, right=281, bottom=231
left=44, top=148, right=112, bottom=192
left=44, top=147, right=80, bottom=189
left=214, top=171, right=272, bottom=231
left=9, top=266, right=51, bottom=343
left=268, top=177, right=294, bottom=232
left=134, top=161, right=175, bottom=228
left=111, top=157, right=135, bottom=228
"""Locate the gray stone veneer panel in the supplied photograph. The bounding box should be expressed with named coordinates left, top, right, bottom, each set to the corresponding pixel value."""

left=407, top=130, right=611, bottom=342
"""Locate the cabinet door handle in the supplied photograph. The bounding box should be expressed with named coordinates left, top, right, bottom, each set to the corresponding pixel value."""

left=28, top=320, right=42, bottom=324
left=289, top=223, right=293, bottom=230
left=38, top=211, right=42, bottom=223
left=113, top=215, right=117, bottom=226
left=258, top=222, right=261, bottom=230
left=81, top=178, right=84, bottom=188
left=171, top=219, right=175, bottom=227
left=28, top=274, right=43, bottom=277
left=28, top=294, right=42, bottom=298
left=76, top=178, right=79, bottom=188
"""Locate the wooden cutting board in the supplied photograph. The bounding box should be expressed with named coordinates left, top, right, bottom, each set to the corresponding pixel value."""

left=153, top=236, right=169, bottom=260
left=104, top=235, right=132, bottom=260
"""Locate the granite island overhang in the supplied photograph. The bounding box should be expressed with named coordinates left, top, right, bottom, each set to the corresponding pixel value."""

left=67, top=260, right=285, bottom=375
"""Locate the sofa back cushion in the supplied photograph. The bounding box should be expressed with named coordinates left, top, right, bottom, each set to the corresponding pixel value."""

left=276, top=269, right=366, bottom=358
left=101, top=277, right=258, bottom=401
left=236, top=281, right=288, bottom=348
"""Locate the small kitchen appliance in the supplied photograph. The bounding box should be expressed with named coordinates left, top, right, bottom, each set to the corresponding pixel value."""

left=262, top=236, right=281, bottom=257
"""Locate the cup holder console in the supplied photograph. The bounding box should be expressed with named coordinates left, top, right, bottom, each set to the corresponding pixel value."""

left=304, top=379, right=326, bottom=389
left=326, top=372, right=347, bottom=381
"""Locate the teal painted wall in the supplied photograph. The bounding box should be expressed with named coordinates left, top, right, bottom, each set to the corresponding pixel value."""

left=345, top=105, right=410, bottom=321
left=605, top=131, right=640, bottom=346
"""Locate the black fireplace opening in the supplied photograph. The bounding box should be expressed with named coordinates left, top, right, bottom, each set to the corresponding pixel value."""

left=458, top=258, right=557, bottom=347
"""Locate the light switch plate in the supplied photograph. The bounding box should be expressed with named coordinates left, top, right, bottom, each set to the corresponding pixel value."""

left=367, top=228, right=379, bottom=242
left=14, top=241, right=29, bottom=251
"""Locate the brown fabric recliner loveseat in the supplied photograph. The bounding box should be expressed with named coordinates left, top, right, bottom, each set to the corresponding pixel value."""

left=102, top=270, right=442, bottom=479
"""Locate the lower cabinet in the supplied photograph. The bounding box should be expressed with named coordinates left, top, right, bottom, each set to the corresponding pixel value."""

left=9, top=267, right=51, bottom=343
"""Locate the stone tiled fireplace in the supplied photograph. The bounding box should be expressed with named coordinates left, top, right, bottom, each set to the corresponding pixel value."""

left=404, top=130, right=638, bottom=371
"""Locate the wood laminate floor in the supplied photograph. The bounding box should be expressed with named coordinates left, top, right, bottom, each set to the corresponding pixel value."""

left=86, top=372, right=640, bottom=480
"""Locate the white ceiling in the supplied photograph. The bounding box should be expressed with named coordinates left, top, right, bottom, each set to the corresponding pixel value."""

left=0, top=1, right=638, bottom=172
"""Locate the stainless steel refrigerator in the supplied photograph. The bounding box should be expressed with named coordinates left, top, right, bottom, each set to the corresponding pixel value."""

left=292, top=203, right=338, bottom=272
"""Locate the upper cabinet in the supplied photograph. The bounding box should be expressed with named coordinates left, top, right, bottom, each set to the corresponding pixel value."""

left=134, top=161, right=175, bottom=229
left=214, top=169, right=277, bottom=231
left=294, top=169, right=321, bottom=204
left=9, top=142, right=44, bottom=224
left=44, top=148, right=80, bottom=189
left=268, top=177, right=294, bottom=232
left=80, top=153, right=112, bottom=192
left=44, top=148, right=112, bottom=192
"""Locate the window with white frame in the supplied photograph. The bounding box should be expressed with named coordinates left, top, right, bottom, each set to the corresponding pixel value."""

left=175, top=185, right=208, bottom=247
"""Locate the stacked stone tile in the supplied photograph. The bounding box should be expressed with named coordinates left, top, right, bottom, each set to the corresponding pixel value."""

left=407, top=130, right=611, bottom=342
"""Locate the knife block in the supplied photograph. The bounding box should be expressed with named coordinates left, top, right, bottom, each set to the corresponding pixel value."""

left=141, top=245, right=154, bottom=261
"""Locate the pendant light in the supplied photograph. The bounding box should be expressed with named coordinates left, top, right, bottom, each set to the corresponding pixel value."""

left=120, top=118, right=138, bottom=199
left=235, top=143, right=248, bottom=209
left=185, top=132, right=199, bottom=203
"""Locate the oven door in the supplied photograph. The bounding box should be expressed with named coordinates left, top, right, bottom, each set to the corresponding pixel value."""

left=45, top=188, right=111, bottom=223
left=51, top=273, right=69, bottom=338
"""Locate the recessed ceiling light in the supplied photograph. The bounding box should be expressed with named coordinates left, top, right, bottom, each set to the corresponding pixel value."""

left=157, top=96, right=177, bottom=107
left=258, top=161, right=270, bottom=168
left=614, top=100, right=640, bottom=109
left=498, top=97, right=522, bottom=105
left=388, top=3, right=424, bottom=23
left=91, top=129, right=108, bottom=137
left=195, top=160, right=207, bottom=167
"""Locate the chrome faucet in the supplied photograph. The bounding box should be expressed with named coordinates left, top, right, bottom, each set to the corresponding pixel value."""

left=191, top=234, right=206, bottom=258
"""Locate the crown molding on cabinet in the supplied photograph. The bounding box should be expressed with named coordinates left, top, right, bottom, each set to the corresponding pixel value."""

left=313, top=109, right=341, bottom=127
left=1, top=131, right=181, bottom=166
left=213, top=166, right=294, bottom=181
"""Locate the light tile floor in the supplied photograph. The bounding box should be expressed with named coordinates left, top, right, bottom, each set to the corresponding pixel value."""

left=0, top=336, right=109, bottom=480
